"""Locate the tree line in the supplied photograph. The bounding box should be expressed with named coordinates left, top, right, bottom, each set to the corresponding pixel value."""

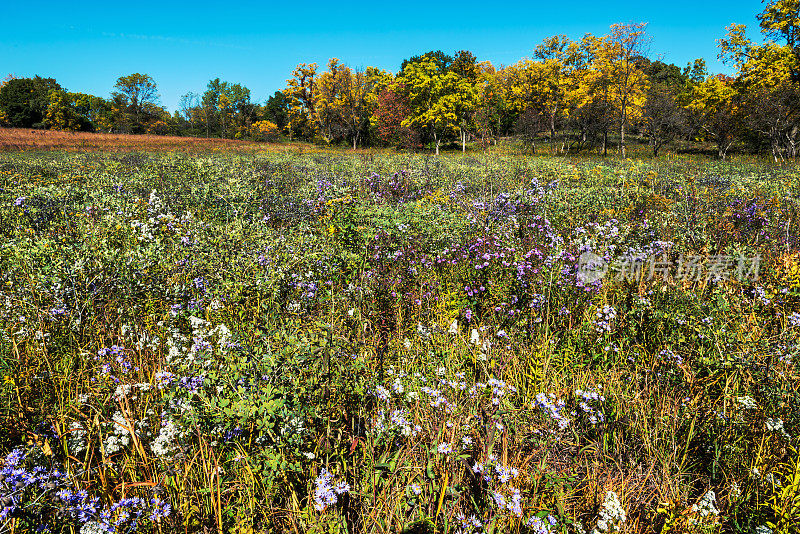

left=1, top=0, right=798, bottom=159
left=0, top=72, right=285, bottom=142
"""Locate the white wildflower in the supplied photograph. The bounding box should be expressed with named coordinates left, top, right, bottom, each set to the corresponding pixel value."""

left=470, top=328, right=480, bottom=345
left=151, top=420, right=181, bottom=457
left=737, top=396, right=758, bottom=410
left=691, top=490, right=719, bottom=518
left=591, top=491, right=626, bottom=533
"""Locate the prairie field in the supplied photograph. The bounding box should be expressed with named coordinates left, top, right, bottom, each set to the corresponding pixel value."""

left=0, top=128, right=263, bottom=153
left=1, top=144, right=799, bottom=534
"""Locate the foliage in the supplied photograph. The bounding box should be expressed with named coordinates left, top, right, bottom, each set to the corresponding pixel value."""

left=0, top=77, right=62, bottom=128
left=111, top=73, right=163, bottom=134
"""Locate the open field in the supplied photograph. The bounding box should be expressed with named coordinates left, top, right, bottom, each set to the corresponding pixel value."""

left=0, top=128, right=263, bottom=153
left=1, top=147, right=799, bottom=533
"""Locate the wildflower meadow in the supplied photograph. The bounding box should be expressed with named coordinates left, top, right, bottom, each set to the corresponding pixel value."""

left=1, top=146, right=799, bottom=533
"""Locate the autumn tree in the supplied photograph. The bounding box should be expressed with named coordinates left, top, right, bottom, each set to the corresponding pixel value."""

left=495, top=60, right=547, bottom=141
left=757, top=0, right=800, bottom=83
left=718, top=17, right=800, bottom=159
left=314, top=58, right=350, bottom=143
left=604, top=23, right=650, bottom=158
left=569, top=34, right=615, bottom=155
left=340, top=67, right=386, bottom=149
left=474, top=67, right=513, bottom=149
left=451, top=73, right=478, bottom=152
left=44, top=90, right=94, bottom=131
left=284, top=63, right=318, bottom=140
left=372, top=85, right=418, bottom=148
left=398, top=56, right=462, bottom=155
left=687, top=75, right=740, bottom=160
left=533, top=35, right=581, bottom=143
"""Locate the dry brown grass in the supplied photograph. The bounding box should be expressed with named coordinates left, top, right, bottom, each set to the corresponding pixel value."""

left=0, top=127, right=268, bottom=153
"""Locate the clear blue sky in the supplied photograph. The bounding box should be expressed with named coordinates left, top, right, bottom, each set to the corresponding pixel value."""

left=2, top=1, right=765, bottom=112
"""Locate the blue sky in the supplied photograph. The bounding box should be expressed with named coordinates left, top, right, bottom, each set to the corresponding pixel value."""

left=2, top=1, right=766, bottom=111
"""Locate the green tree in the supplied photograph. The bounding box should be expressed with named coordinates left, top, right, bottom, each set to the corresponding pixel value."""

left=111, top=73, right=160, bottom=133
left=0, top=76, right=62, bottom=128
left=265, top=91, right=289, bottom=131
left=450, top=50, right=479, bottom=80
left=178, top=92, right=200, bottom=134
left=683, top=59, right=709, bottom=85
left=401, top=50, right=453, bottom=73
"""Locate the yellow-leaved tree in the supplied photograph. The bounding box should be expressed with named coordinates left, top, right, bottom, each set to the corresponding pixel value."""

left=313, top=59, right=387, bottom=149
left=595, top=23, right=650, bottom=158
left=397, top=57, right=462, bottom=155
left=687, top=75, right=739, bottom=160
left=718, top=17, right=800, bottom=160
left=533, top=35, right=582, bottom=144
left=284, top=63, right=318, bottom=140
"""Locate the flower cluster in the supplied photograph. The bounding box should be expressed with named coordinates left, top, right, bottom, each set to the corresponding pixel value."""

left=591, top=491, right=626, bottom=533
left=454, top=512, right=484, bottom=534
left=658, top=348, right=683, bottom=366
left=526, top=514, right=558, bottom=534
left=575, top=388, right=605, bottom=426
left=312, top=468, right=349, bottom=512
left=594, top=305, right=617, bottom=333
left=737, top=396, right=758, bottom=410
left=688, top=490, right=720, bottom=526
left=1, top=448, right=170, bottom=531
left=533, top=392, right=570, bottom=430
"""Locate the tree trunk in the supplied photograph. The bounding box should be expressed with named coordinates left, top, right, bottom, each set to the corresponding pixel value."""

left=786, top=125, right=798, bottom=158
left=620, top=120, right=626, bottom=159
left=434, top=131, right=440, bottom=155
left=461, top=129, right=466, bottom=152
left=718, top=141, right=731, bottom=160
left=602, top=130, right=608, bottom=156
